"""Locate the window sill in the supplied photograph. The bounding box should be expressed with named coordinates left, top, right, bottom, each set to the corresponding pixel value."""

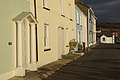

left=43, top=7, right=50, bottom=11
left=44, top=48, right=51, bottom=51
left=66, top=45, right=69, bottom=47
left=61, top=14, right=65, bottom=17
left=70, top=19, right=73, bottom=21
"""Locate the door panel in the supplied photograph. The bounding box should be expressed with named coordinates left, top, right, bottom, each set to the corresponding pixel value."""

left=22, top=20, right=28, bottom=68
left=58, top=27, right=64, bottom=59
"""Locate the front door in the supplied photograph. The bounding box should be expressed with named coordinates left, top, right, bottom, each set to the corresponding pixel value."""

left=58, top=27, right=64, bottom=59
left=14, top=12, right=38, bottom=76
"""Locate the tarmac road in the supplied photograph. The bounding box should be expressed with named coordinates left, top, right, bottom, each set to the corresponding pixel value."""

left=44, top=44, right=120, bottom=80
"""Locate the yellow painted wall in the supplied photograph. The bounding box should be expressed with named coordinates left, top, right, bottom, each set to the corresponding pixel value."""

left=36, top=0, right=76, bottom=67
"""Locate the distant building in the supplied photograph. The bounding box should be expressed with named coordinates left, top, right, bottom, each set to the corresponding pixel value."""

left=75, top=0, right=88, bottom=51
left=99, top=33, right=115, bottom=44
left=75, top=0, right=97, bottom=47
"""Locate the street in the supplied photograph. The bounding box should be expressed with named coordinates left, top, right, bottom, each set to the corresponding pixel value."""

left=44, top=44, right=120, bottom=80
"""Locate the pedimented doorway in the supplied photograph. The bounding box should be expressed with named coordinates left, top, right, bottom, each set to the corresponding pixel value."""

left=13, top=12, right=38, bottom=76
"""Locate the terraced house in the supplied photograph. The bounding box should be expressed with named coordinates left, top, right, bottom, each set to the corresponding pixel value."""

left=76, top=0, right=97, bottom=47
left=75, top=0, right=88, bottom=51
left=0, top=0, right=76, bottom=79
left=0, top=0, right=97, bottom=80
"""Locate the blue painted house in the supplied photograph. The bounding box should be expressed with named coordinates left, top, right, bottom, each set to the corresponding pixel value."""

left=75, top=0, right=97, bottom=48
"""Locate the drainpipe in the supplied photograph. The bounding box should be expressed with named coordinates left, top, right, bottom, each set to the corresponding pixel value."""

left=34, top=0, right=38, bottom=62
left=87, top=12, right=89, bottom=50
left=34, top=0, right=37, bottom=18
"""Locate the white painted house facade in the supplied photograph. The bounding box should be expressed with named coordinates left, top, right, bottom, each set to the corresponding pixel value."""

left=100, top=34, right=115, bottom=44
left=75, top=0, right=96, bottom=49
left=75, top=4, right=88, bottom=50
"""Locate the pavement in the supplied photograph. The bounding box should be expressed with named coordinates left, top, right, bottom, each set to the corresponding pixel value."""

left=9, top=52, right=84, bottom=80
left=43, top=44, right=120, bottom=80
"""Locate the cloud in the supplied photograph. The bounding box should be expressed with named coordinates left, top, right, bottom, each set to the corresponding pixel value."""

left=82, top=0, right=120, bottom=22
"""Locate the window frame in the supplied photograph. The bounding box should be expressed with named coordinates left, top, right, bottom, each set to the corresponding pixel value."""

left=44, top=23, right=50, bottom=49
left=68, top=3, right=73, bottom=20
left=66, top=28, right=69, bottom=47
left=43, top=0, right=50, bottom=10
left=103, top=37, right=105, bottom=41
left=76, top=9, right=80, bottom=25
left=60, top=0, right=65, bottom=16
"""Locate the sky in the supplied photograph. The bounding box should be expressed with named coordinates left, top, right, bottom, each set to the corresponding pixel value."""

left=82, top=0, right=120, bottom=23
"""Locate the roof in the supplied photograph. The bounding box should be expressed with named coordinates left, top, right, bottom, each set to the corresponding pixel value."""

left=97, top=32, right=113, bottom=37
left=75, top=0, right=90, bottom=16
left=75, top=0, right=90, bottom=8
left=75, top=0, right=96, bottom=18
left=13, top=12, right=38, bottom=23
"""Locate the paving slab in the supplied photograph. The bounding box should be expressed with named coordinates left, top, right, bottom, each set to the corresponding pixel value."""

left=9, top=52, right=83, bottom=80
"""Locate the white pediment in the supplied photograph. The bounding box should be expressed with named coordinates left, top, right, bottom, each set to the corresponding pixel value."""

left=13, top=12, right=38, bottom=23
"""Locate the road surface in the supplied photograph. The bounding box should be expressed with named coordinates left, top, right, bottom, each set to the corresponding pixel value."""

left=44, top=44, right=120, bottom=80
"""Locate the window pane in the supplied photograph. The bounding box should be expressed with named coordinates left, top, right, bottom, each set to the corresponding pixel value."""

left=44, top=25, right=47, bottom=47
left=43, top=0, right=48, bottom=7
left=60, top=0, right=64, bottom=15
left=103, top=38, right=105, bottom=41
left=77, top=10, right=79, bottom=24
left=44, top=24, right=49, bottom=48
left=66, top=29, right=68, bottom=45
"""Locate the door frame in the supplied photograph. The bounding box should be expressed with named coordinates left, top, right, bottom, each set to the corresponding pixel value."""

left=13, top=12, right=38, bottom=76
left=58, top=27, right=64, bottom=59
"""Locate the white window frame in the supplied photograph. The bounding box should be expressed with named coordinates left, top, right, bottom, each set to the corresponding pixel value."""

left=72, top=29, right=74, bottom=39
left=44, top=23, right=49, bottom=48
left=60, top=0, right=64, bottom=15
left=76, top=10, right=80, bottom=24
left=69, top=3, right=72, bottom=19
left=43, top=0, right=49, bottom=8
left=66, top=28, right=69, bottom=46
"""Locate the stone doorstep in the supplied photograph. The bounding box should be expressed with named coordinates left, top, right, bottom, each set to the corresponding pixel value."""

left=9, top=53, right=83, bottom=80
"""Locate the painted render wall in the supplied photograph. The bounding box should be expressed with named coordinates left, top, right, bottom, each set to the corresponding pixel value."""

left=75, top=4, right=88, bottom=49
left=88, top=8, right=95, bottom=46
left=36, top=0, right=76, bottom=67
left=0, top=0, right=30, bottom=75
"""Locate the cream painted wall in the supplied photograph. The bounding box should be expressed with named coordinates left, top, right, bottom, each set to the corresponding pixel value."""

left=36, top=0, right=76, bottom=67
left=107, top=37, right=113, bottom=43
left=0, top=0, right=30, bottom=75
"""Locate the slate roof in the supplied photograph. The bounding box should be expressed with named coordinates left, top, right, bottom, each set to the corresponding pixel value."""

left=75, top=0, right=90, bottom=8
left=97, top=32, right=113, bottom=37
left=75, top=0, right=96, bottom=18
